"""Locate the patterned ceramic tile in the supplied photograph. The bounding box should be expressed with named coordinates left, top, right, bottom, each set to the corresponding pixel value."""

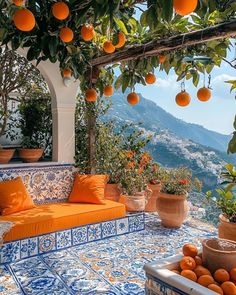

left=72, top=226, right=87, bottom=245
left=116, top=218, right=129, bottom=235
left=39, top=233, right=56, bottom=254
left=0, top=214, right=217, bottom=295
left=0, top=264, right=22, bottom=294
left=102, top=220, right=116, bottom=238
left=0, top=241, right=20, bottom=264
left=56, top=230, right=72, bottom=250
left=0, top=164, right=75, bottom=204
left=87, top=223, right=102, bottom=242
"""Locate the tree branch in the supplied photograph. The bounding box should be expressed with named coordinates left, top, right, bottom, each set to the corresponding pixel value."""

left=91, top=20, right=236, bottom=67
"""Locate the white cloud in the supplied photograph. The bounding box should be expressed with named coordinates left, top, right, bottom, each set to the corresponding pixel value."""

left=155, top=74, right=178, bottom=90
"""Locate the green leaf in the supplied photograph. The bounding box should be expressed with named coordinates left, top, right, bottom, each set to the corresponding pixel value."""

left=113, top=17, right=128, bottom=34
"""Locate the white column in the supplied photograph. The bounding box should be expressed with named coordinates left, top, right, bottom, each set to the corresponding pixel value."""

left=16, top=48, right=80, bottom=164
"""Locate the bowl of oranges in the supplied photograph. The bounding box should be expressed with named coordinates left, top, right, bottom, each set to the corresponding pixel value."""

left=144, top=240, right=236, bottom=295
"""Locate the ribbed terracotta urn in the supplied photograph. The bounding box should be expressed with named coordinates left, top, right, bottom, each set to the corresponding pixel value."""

left=218, top=214, right=236, bottom=242
left=202, top=238, right=236, bottom=273
left=18, top=148, right=44, bottom=163
left=145, top=183, right=161, bottom=212
left=0, top=149, right=15, bottom=164
left=104, top=184, right=120, bottom=202
left=156, top=192, right=189, bottom=228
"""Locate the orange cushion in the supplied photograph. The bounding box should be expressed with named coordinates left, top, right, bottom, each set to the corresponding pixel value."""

left=68, top=174, right=108, bottom=205
left=0, top=201, right=126, bottom=242
left=0, top=177, right=35, bottom=216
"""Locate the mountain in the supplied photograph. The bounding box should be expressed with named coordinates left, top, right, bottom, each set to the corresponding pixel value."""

left=104, top=89, right=236, bottom=191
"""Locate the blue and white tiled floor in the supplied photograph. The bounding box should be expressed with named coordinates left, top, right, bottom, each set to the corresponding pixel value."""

left=0, top=214, right=216, bottom=295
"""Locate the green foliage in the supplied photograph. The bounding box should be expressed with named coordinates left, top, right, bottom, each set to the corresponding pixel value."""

left=17, top=86, right=52, bottom=152
left=228, top=116, right=236, bottom=154
left=206, top=163, right=236, bottom=222
left=159, top=166, right=202, bottom=195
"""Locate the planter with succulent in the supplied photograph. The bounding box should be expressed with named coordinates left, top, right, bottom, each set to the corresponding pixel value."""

left=17, top=89, right=52, bottom=163
left=206, top=164, right=236, bottom=241
left=156, top=167, right=202, bottom=228
left=119, top=151, right=152, bottom=212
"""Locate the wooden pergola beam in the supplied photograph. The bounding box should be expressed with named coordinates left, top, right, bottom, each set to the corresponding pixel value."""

left=91, top=19, right=236, bottom=67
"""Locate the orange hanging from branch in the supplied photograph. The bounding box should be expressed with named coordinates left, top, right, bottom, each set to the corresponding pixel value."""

left=59, top=27, right=74, bottom=43
left=103, top=41, right=116, bottom=54
left=159, top=55, right=167, bottom=63
left=13, top=8, right=36, bottom=32
left=145, top=73, right=156, bottom=84
left=52, top=2, right=69, bottom=20
left=114, top=32, right=126, bottom=49
left=197, top=87, right=211, bottom=102
left=81, top=24, right=96, bottom=41
left=175, top=91, right=191, bottom=107
left=173, top=0, right=198, bottom=16
left=13, top=0, right=24, bottom=6
left=127, top=92, right=139, bottom=105
left=63, top=68, right=72, bottom=78
left=103, top=85, right=113, bottom=97
left=85, top=88, right=97, bottom=102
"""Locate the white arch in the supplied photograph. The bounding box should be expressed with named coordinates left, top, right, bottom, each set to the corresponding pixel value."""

left=16, top=48, right=80, bottom=163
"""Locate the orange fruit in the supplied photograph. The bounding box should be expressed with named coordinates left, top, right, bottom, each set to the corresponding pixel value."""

left=198, top=275, right=214, bottom=287
left=13, top=0, right=24, bottom=6
left=81, top=24, right=95, bottom=41
left=52, top=2, right=69, bottom=20
left=103, top=85, right=113, bottom=97
left=194, top=256, right=202, bottom=265
left=208, top=284, right=224, bottom=295
left=114, top=32, right=126, bottom=49
left=172, top=270, right=181, bottom=274
left=103, top=41, right=116, bottom=54
left=221, top=281, right=236, bottom=295
left=13, top=8, right=36, bottom=32
left=214, top=269, right=230, bottom=283
left=182, top=244, right=198, bottom=258
left=127, top=92, right=139, bottom=105
left=62, top=68, right=72, bottom=78
left=194, top=265, right=211, bottom=278
left=179, top=256, right=196, bottom=271
left=145, top=73, right=156, bottom=85
left=181, top=270, right=197, bottom=282
left=197, top=87, right=211, bottom=102
left=231, top=269, right=236, bottom=281
left=59, top=27, right=74, bottom=43
left=85, top=88, right=97, bottom=102
left=159, top=55, right=167, bottom=63
left=173, top=0, right=198, bottom=16
left=175, top=91, right=191, bottom=107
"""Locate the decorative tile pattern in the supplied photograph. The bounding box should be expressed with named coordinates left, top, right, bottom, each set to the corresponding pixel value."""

left=0, top=214, right=217, bottom=295
left=0, top=164, right=76, bottom=204
left=0, top=213, right=144, bottom=264
left=0, top=264, right=22, bottom=294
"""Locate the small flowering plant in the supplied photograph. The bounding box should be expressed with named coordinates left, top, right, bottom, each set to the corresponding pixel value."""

left=119, top=150, right=151, bottom=195
left=159, top=167, right=202, bottom=196
left=147, top=163, right=165, bottom=185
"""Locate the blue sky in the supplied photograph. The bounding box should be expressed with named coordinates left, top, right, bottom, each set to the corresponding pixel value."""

left=135, top=55, right=236, bottom=135
left=132, top=6, right=236, bottom=135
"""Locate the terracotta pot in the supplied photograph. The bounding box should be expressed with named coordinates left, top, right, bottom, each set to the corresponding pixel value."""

left=0, top=149, right=15, bottom=164
left=202, top=238, right=236, bottom=273
left=218, top=214, right=236, bottom=242
left=105, top=184, right=120, bottom=202
left=18, top=148, right=44, bottom=163
left=156, top=192, right=189, bottom=228
left=119, top=191, right=150, bottom=212
left=145, top=183, right=161, bottom=212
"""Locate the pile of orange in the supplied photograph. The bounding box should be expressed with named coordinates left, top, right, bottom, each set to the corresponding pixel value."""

left=172, top=243, right=236, bottom=295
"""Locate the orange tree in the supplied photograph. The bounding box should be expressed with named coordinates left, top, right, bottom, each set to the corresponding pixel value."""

left=0, top=0, right=236, bottom=154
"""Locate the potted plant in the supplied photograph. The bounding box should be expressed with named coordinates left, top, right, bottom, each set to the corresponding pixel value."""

left=156, top=167, right=201, bottom=228
left=206, top=164, right=236, bottom=241
left=145, top=163, right=163, bottom=212
left=17, top=89, right=52, bottom=163
left=119, top=151, right=152, bottom=212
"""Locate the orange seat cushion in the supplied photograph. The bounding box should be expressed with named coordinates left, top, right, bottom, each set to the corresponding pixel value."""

left=0, top=177, right=35, bottom=216
left=0, top=200, right=126, bottom=242
left=68, top=174, right=108, bottom=205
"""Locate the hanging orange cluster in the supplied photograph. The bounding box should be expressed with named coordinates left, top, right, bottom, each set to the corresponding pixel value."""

left=103, top=32, right=126, bottom=54
left=175, top=87, right=212, bottom=107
